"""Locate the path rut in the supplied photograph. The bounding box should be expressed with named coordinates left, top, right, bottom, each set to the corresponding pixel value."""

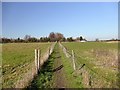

left=53, top=44, right=67, bottom=88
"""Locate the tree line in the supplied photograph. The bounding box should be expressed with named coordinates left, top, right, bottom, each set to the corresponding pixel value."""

left=1, top=32, right=86, bottom=43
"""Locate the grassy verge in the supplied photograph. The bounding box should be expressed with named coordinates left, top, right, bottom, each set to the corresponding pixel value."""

left=27, top=48, right=55, bottom=89
left=58, top=43, right=83, bottom=88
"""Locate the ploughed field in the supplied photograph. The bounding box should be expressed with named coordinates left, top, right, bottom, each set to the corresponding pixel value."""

left=2, top=43, right=51, bottom=88
left=62, top=42, right=119, bottom=88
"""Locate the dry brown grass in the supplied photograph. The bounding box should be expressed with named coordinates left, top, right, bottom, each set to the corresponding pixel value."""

left=106, top=41, right=119, bottom=43
left=91, top=49, right=118, bottom=71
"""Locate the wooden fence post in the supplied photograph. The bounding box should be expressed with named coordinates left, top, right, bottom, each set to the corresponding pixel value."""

left=35, top=49, right=38, bottom=74
left=39, top=50, right=41, bottom=69
left=72, top=50, right=76, bottom=71
left=38, top=49, right=40, bottom=71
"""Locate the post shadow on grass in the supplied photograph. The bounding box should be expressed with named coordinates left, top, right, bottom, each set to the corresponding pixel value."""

left=79, top=64, right=85, bottom=70
left=52, top=65, right=64, bottom=72
left=27, top=50, right=64, bottom=89
left=53, top=50, right=61, bottom=59
left=47, top=50, right=61, bottom=60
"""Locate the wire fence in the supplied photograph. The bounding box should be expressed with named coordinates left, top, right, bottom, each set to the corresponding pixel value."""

left=14, top=42, right=56, bottom=88
left=59, top=42, right=119, bottom=88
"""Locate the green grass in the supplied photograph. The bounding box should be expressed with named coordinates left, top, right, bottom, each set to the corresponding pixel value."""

left=28, top=43, right=83, bottom=88
left=2, top=42, right=119, bottom=88
left=62, top=42, right=118, bottom=88
left=27, top=54, right=54, bottom=89
left=2, top=43, right=51, bottom=88
left=58, top=43, right=83, bottom=88
left=27, top=44, right=57, bottom=89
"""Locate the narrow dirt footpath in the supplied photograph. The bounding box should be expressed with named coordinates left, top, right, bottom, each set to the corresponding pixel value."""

left=52, top=43, right=67, bottom=88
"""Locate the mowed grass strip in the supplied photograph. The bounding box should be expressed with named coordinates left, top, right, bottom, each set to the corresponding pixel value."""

left=2, top=43, right=51, bottom=88
left=62, top=42, right=118, bottom=88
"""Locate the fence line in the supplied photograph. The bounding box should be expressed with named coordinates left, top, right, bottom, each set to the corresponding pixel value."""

left=74, top=53, right=118, bottom=88
left=59, top=42, right=76, bottom=71
left=14, top=42, right=56, bottom=88
left=59, top=42, right=71, bottom=58
left=59, top=42, right=118, bottom=88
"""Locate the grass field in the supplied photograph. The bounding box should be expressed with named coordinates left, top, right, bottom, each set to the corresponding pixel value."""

left=62, top=42, right=119, bottom=88
left=2, top=42, right=119, bottom=88
left=2, top=43, right=51, bottom=88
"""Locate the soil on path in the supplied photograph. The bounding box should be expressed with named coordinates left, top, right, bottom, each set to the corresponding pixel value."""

left=52, top=44, right=67, bottom=88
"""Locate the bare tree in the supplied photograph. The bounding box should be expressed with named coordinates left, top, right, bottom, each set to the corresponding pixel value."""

left=49, top=32, right=64, bottom=42
left=55, top=33, right=64, bottom=41
left=24, top=35, right=31, bottom=42
left=49, top=32, right=56, bottom=42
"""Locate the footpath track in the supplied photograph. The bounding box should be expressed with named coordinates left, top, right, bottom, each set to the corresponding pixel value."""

left=52, top=43, right=67, bottom=88
left=28, top=43, right=68, bottom=88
